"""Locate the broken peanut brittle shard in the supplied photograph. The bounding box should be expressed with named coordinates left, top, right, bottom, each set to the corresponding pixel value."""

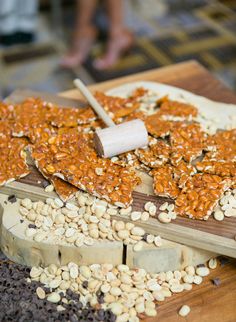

left=135, top=138, right=171, bottom=168
left=145, top=112, right=176, bottom=138
left=175, top=173, right=231, bottom=220
left=0, top=131, right=30, bottom=185
left=170, top=123, right=208, bottom=162
left=12, top=97, right=97, bottom=140
left=31, top=129, right=141, bottom=207
left=150, top=160, right=197, bottom=199
left=205, top=129, right=236, bottom=162
left=36, top=165, right=78, bottom=202
left=95, top=91, right=140, bottom=119
left=150, top=165, right=180, bottom=199
left=49, top=106, right=96, bottom=127
left=159, top=99, right=198, bottom=119
left=50, top=177, right=78, bottom=202
left=196, top=160, right=236, bottom=178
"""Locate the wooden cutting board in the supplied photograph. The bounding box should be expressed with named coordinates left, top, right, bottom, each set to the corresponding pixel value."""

left=1, top=80, right=236, bottom=259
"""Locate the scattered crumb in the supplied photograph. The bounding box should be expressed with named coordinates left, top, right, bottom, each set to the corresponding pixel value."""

left=8, top=194, right=17, bottom=203
left=211, top=278, right=221, bottom=286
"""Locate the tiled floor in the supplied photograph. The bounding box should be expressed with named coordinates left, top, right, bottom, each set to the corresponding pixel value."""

left=0, top=0, right=235, bottom=98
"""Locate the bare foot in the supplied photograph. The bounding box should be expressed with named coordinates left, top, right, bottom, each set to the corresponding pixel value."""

left=93, top=29, right=134, bottom=70
left=61, top=27, right=97, bottom=68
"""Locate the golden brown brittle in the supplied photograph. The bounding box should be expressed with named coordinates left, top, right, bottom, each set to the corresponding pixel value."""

left=0, top=102, right=14, bottom=120
left=196, top=160, right=236, bottom=177
left=0, top=135, right=30, bottom=186
left=95, top=91, right=140, bottom=119
left=172, top=160, right=197, bottom=188
left=31, top=129, right=141, bottom=207
left=12, top=98, right=51, bottom=138
left=112, top=151, right=140, bottom=168
left=145, top=112, right=177, bottom=138
left=51, top=177, right=78, bottom=201
left=130, top=87, right=149, bottom=100
left=49, top=106, right=96, bottom=127
left=205, top=129, right=236, bottom=162
left=175, top=174, right=231, bottom=220
left=124, top=110, right=147, bottom=122
left=135, top=138, right=171, bottom=168
left=150, top=165, right=180, bottom=199
left=0, top=120, right=12, bottom=137
left=32, top=154, right=78, bottom=202
left=12, top=98, right=97, bottom=140
left=170, top=123, right=208, bottom=162
left=159, top=99, right=198, bottom=119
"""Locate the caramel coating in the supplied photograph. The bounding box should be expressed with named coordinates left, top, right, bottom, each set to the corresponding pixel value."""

left=175, top=174, right=231, bottom=220
left=32, top=129, right=140, bottom=207
left=135, top=138, right=171, bottom=168
left=170, top=123, right=208, bottom=162
left=159, top=99, right=198, bottom=119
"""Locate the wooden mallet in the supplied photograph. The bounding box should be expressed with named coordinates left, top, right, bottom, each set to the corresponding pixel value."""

left=74, top=79, right=148, bottom=158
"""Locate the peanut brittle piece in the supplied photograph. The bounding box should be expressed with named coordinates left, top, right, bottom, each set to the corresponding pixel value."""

left=112, top=151, right=140, bottom=167
left=175, top=173, right=231, bottom=220
left=0, top=136, right=30, bottom=186
left=0, top=120, right=12, bottom=138
left=27, top=125, right=57, bottom=143
left=49, top=106, right=96, bottom=127
left=170, top=123, right=208, bottom=162
left=33, top=157, right=78, bottom=202
left=172, top=160, right=197, bottom=188
left=150, top=165, right=180, bottom=199
left=0, top=102, right=14, bottom=120
left=205, top=129, right=236, bottom=162
left=32, top=129, right=141, bottom=207
left=50, top=177, right=78, bottom=201
left=135, top=138, right=171, bottom=168
left=12, top=97, right=97, bottom=138
left=111, top=151, right=150, bottom=172
left=145, top=112, right=177, bottom=138
left=124, top=111, right=147, bottom=122
left=95, top=92, right=140, bottom=119
left=159, top=99, right=198, bottom=120
left=129, top=87, right=149, bottom=101
left=12, top=98, right=51, bottom=138
left=196, top=160, right=236, bottom=177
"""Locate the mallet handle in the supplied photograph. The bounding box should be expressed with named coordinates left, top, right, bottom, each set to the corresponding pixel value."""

left=74, top=79, right=115, bottom=127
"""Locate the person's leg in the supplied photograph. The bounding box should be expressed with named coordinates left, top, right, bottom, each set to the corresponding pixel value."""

left=16, top=0, right=38, bottom=43
left=0, top=0, right=18, bottom=36
left=93, top=0, right=133, bottom=70
left=17, top=0, right=38, bottom=33
left=61, top=0, right=98, bottom=68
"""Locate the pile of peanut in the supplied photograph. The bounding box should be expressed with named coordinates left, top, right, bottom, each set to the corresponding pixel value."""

left=19, top=194, right=162, bottom=251
left=29, top=259, right=216, bottom=322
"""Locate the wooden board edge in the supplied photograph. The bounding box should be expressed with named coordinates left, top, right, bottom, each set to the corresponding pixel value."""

left=60, top=61, right=201, bottom=98
left=112, top=214, right=236, bottom=259
left=1, top=184, right=235, bottom=258
left=0, top=181, right=57, bottom=201
left=0, top=194, right=216, bottom=270
left=4, top=88, right=86, bottom=108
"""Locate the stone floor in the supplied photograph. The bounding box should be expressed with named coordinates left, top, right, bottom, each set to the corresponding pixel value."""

left=0, top=0, right=235, bottom=99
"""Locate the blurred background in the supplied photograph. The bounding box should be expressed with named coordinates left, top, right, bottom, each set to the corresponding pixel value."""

left=0, top=0, right=235, bottom=98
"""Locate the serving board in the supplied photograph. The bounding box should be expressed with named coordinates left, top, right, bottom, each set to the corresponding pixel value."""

left=0, top=193, right=215, bottom=271
left=1, top=77, right=236, bottom=258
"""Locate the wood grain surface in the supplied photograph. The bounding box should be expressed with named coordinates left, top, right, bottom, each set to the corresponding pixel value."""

left=146, top=258, right=236, bottom=322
